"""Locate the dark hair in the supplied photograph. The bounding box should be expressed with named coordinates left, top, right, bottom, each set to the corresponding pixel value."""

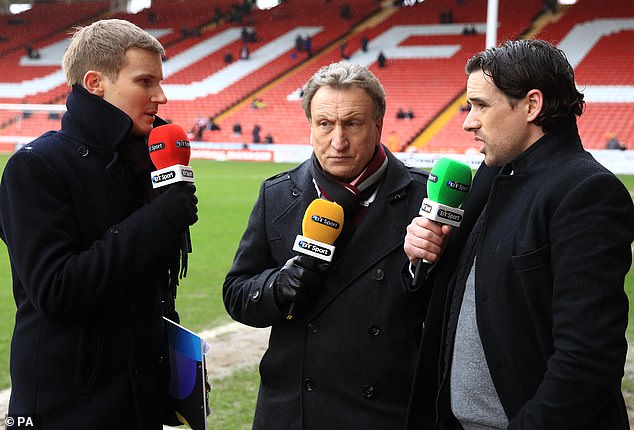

left=465, top=39, right=584, bottom=132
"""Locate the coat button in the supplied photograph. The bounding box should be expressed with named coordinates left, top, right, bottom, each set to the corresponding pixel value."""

left=307, top=322, right=319, bottom=333
left=368, top=325, right=380, bottom=336
left=372, top=268, right=384, bottom=280
left=251, top=289, right=261, bottom=301
left=361, top=384, right=375, bottom=398
left=304, top=378, right=315, bottom=392
left=77, top=146, right=89, bottom=157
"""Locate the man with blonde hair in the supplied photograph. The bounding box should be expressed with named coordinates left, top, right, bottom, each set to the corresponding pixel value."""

left=0, top=19, right=197, bottom=429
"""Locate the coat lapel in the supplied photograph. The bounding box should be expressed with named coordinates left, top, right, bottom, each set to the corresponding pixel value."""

left=313, top=155, right=414, bottom=313
left=271, top=163, right=319, bottom=253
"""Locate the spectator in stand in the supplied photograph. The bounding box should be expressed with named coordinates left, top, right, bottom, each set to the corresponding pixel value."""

left=264, top=133, right=274, bottom=143
left=340, top=40, right=349, bottom=60
left=361, top=35, right=369, bottom=52
left=213, top=6, right=223, bottom=24
left=25, top=43, right=40, bottom=59
left=240, top=44, right=250, bottom=60
left=233, top=122, right=242, bottom=136
left=396, top=108, right=406, bottom=119
left=252, top=98, right=266, bottom=109
left=194, top=115, right=208, bottom=140
left=223, top=61, right=430, bottom=429
left=377, top=51, right=386, bottom=68
left=304, top=35, right=312, bottom=57
left=252, top=124, right=262, bottom=143
left=605, top=132, right=627, bottom=150
left=404, top=38, right=634, bottom=430
left=295, top=34, right=305, bottom=52
left=340, top=3, right=351, bottom=19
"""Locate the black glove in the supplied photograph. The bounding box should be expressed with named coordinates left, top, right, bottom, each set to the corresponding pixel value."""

left=273, top=255, right=330, bottom=313
left=152, top=183, right=198, bottom=233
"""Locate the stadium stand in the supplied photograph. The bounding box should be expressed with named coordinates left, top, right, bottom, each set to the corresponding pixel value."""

left=423, top=0, right=634, bottom=152
left=0, top=1, right=109, bottom=57
left=0, top=0, right=633, bottom=153
left=204, top=0, right=543, bottom=147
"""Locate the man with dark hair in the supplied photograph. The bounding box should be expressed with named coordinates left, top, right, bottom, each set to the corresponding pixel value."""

left=404, top=39, right=634, bottom=429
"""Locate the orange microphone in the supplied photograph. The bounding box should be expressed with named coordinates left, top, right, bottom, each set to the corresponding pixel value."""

left=286, top=199, right=344, bottom=319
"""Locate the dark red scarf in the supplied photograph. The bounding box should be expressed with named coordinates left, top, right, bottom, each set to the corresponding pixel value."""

left=310, top=144, right=388, bottom=245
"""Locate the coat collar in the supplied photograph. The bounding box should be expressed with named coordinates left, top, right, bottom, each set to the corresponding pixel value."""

left=61, top=85, right=168, bottom=153
left=61, top=85, right=133, bottom=153
left=508, top=118, right=582, bottom=175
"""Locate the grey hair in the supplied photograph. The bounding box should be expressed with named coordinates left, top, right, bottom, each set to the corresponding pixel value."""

left=301, top=62, right=386, bottom=121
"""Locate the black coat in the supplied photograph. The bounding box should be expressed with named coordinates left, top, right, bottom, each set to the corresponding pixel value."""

left=406, top=120, right=634, bottom=430
left=224, top=149, right=429, bottom=429
left=0, top=85, right=181, bottom=429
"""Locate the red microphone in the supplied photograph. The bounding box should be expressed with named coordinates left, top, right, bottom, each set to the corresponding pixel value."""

left=148, top=124, right=195, bottom=255
left=148, top=124, right=195, bottom=188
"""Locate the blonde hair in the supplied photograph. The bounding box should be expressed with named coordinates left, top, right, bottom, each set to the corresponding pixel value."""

left=62, top=19, right=165, bottom=86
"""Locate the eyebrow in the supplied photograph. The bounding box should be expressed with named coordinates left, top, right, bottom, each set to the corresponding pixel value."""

left=467, top=96, right=486, bottom=105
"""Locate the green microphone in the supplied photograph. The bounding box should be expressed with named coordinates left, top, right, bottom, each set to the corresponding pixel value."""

left=412, top=158, right=472, bottom=288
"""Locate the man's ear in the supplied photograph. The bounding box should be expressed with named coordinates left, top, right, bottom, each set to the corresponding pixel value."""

left=83, top=70, right=105, bottom=97
left=526, top=89, right=543, bottom=122
left=376, top=117, right=383, bottom=135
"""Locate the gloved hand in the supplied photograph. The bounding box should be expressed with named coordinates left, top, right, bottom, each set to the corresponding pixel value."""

left=152, top=183, right=198, bottom=233
left=273, top=255, right=330, bottom=312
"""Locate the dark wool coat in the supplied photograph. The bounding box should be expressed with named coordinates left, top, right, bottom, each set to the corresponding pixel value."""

left=0, top=85, right=181, bottom=429
left=406, top=120, right=634, bottom=430
left=224, top=149, right=429, bottom=429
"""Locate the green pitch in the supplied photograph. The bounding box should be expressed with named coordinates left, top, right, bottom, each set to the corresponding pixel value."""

left=0, top=155, right=632, bottom=427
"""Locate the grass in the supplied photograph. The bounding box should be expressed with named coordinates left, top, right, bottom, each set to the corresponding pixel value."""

left=0, top=153, right=632, bottom=428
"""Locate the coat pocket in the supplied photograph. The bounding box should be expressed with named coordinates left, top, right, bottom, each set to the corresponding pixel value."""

left=75, top=320, right=104, bottom=393
left=511, top=243, right=554, bottom=359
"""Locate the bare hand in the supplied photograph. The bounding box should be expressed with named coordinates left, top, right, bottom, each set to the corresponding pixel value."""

left=404, top=217, right=453, bottom=266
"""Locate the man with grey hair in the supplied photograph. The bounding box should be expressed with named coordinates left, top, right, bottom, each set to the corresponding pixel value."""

left=0, top=19, right=197, bottom=428
left=224, top=61, right=429, bottom=428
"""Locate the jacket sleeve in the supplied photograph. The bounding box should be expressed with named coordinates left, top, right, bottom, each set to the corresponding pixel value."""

left=508, top=172, right=634, bottom=428
left=0, top=147, right=181, bottom=321
left=223, top=181, right=287, bottom=328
